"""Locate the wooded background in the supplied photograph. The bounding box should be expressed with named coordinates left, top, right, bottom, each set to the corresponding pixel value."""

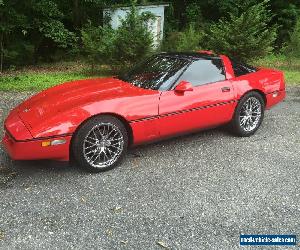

left=1, top=0, right=300, bottom=72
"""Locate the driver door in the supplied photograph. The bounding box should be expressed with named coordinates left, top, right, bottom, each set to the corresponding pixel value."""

left=158, top=58, right=235, bottom=138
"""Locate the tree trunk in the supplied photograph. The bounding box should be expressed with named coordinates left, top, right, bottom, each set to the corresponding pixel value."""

left=173, top=0, right=188, bottom=30
left=32, top=33, right=43, bottom=65
left=73, top=0, right=80, bottom=29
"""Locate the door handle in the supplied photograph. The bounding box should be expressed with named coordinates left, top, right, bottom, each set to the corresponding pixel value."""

left=222, top=87, right=231, bottom=92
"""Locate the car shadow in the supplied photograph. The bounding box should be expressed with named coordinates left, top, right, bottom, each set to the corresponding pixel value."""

left=129, top=125, right=233, bottom=152
left=0, top=126, right=233, bottom=187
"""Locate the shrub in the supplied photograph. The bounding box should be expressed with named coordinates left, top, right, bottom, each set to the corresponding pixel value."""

left=163, top=24, right=203, bottom=52
left=203, top=0, right=277, bottom=62
left=111, top=4, right=154, bottom=71
left=282, top=19, right=300, bottom=60
left=81, top=4, right=154, bottom=72
left=81, top=22, right=116, bottom=71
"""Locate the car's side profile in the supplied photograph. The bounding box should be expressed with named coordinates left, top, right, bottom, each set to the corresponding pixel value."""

left=2, top=51, right=286, bottom=172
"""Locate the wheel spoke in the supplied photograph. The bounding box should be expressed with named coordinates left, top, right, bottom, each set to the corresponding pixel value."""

left=89, top=150, right=99, bottom=162
left=92, top=130, right=99, bottom=140
left=86, top=136, right=96, bottom=144
left=106, top=128, right=115, bottom=139
left=109, top=141, right=121, bottom=146
left=97, top=126, right=103, bottom=137
left=103, top=125, right=107, bottom=137
left=106, top=147, right=115, bottom=158
left=85, top=144, right=97, bottom=150
left=103, top=149, right=110, bottom=161
left=91, top=153, right=100, bottom=165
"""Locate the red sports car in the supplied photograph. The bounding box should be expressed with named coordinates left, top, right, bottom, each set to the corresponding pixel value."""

left=2, top=52, right=286, bottom=172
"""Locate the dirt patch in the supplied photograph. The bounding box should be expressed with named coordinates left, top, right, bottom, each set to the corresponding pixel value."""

left=0, top=61, right=88, bottom=77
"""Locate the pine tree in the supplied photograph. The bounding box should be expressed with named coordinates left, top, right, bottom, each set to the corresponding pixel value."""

left=204, top=0, right=277, bottom=62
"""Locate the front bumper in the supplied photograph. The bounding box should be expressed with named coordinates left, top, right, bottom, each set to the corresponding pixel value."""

left=2, top=130, right=72, bottom=161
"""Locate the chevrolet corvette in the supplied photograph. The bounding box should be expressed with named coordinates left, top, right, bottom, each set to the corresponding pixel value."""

left=2, top=51, right=286, bottom=172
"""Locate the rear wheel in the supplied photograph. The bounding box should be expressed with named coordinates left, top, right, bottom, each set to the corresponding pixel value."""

left=230, top=92, right=265, bottom=137
left=72, top=115, right=128, bottom=172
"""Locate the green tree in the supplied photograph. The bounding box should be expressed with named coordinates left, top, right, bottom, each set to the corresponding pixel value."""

left=29, top=0, right=77, bottom=62
left=165, top=0, right=299, bottom=51
left=204, top=0, right=277, bottom=62
left=269, top=0, right=298, bottom=49
left=163, top=24, right=202, bottom=52
left=283, top=19, right=300, bottom=60
left=112, top=4, right=154, bottom=70
left=81, top=3, right=154, bottom=72
left=81, top=23, right=116, bottom=71
left=0, top=0, right=27, bottom=72
left=1, top=0, right=300, bottom=70
left=0, top=0, right=79, bottom=69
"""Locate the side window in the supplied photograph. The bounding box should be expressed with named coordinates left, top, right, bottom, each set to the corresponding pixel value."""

left=176, top=59, right=226, bottom=87
left=231, top=59, right=257, bottom=77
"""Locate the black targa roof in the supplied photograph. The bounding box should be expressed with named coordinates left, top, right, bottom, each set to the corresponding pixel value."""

left=159, top=52, right=220, bottom=60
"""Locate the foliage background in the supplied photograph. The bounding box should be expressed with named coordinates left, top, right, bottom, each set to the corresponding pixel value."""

left=1, top=0, right=300, bottom=85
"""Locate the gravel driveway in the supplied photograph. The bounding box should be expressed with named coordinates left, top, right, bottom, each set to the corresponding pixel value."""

left=0, top=87, right=299, bottom=250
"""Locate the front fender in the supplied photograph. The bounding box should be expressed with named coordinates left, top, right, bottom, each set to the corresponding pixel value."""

left=29, top=104, right=125, bottom=138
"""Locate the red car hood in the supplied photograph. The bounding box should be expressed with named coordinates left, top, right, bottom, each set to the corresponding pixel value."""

left=17, top=77, right=138, bottom=130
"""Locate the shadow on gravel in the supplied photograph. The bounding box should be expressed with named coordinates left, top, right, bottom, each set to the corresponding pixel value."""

left=0, top=126, right=232, bottom=186
left=0, top=159, right=85, bottom=189
left=128, top=126, right=233, bottom=153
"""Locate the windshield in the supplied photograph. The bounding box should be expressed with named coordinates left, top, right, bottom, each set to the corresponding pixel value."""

left=118, top=55, right=189, bottom=90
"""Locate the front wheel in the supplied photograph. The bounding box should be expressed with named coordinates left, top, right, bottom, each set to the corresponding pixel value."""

left=230, top=92, right=265, bottom=137
left=71, top=115, right=128, bottom=172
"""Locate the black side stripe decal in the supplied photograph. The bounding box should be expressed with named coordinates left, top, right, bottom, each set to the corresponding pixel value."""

left=130, top=100, right=237, bottom=124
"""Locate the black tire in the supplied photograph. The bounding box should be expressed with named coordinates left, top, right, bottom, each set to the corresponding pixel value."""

left=71, top=115, right=128, bottom=172
left=230, top=92, right=265, bottom=137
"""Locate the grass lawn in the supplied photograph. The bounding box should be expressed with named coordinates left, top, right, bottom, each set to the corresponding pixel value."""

left=0, top=56, right=299, bottom=92
left=281, top=70, right=300, bottom=85
left=0, top=61, right=109, bottom=91
left=256, top=55, right=300, bottom=86
left=0, top=71, right=106, bottom=91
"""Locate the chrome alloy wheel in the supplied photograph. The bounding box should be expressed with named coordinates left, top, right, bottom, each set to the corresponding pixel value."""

left=83, top=123, right=124, bottom=168
left=239, top=97, right=262, bottom=132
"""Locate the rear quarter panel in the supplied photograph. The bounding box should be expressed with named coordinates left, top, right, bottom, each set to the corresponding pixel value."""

left=231, top=68, right=286, bottom=109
